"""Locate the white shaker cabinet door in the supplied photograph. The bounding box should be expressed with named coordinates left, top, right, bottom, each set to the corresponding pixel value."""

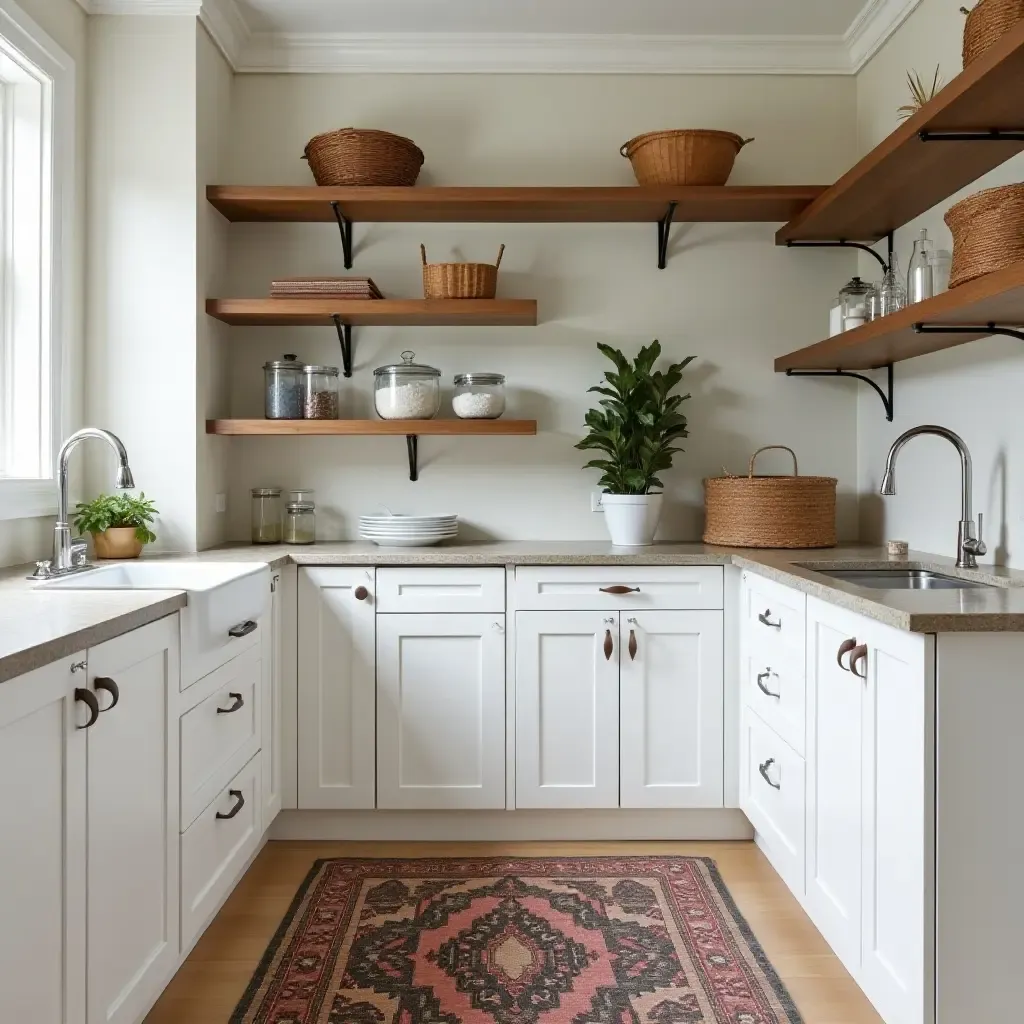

left=515, top=611, right=620, bottom=809
left=86, top=615, right=180, bottom=1024
left=376, top=613, right=505, bottom=809
left=0, top=655, right=87, bottom=1024
left=620, top=610, right=724, bottom=808
left=298, top=568, right=376, bottom=809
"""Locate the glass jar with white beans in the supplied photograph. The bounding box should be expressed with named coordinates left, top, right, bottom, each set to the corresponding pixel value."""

left=452, top=373, right=506, bottom=419
left=373, top=351, right=441, bottom=420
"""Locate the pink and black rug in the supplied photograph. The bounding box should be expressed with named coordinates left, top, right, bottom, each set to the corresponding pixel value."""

left=231, top=856, right=802, bottom=1024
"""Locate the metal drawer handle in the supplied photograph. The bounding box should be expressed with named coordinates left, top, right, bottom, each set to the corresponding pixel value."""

left=216, top=789, right=245, bottom=820
left=600, top=586, right=640, bottom=595
left=850, top=643, right=869, bottom=679
left=756, top=670, right=780, bottom=699
left=628, top=629, right=638, bottom=661
left=228, top=620, right=258, bottom=639
left=94, top=677, right=120, bottom=712
left=758, top=609, right=782, bottom=629
left=75, top=688, right=100, bottom=729
left=836, top=637, right=857, bottom=671
left=759, top=758, right=781, bottom=790
left=217, top=692, right=244, bottom=714
left=603, top=629, right=614, bottom=661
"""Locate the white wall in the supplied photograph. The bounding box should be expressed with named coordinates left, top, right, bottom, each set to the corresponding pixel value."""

left=0, top=0, right=86, bottom=567
left=221, top=74, right=861, bottom=542
left=856, top=0, right=1024, bottom=566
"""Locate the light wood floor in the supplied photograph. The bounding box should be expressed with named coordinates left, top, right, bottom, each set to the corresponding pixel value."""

left=144, top=840, right=882, bottom=1024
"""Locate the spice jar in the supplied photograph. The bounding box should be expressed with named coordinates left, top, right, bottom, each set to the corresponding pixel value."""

left=284, top=501, right=315, bottom=544
left=453, top=373, right=506, bottom=419
left=374, top=351, right=441, bottom=420
left=251, top=487, right=283, bottom=544
left=303, top=365, right=340, bottom=419
left=264, top=355, right=305, bottom=419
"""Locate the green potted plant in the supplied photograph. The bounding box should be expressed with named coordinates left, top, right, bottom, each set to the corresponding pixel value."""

left=73, top=493, right=158, bottom=559
left=576, top=341, right=694, bottom=546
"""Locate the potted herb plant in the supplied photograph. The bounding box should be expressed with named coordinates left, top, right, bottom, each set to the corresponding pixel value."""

left=73, top=493, right=158, bottom=559
left=576, top=341, right=694, bottom=546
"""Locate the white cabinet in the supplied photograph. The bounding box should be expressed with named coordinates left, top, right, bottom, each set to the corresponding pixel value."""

left=0, top=655, right=86, bottom=1024
left=261, top=569, right=283, bottom=826
left=86, top=615, right=180, bottom=1024
left=298, top=568, right=376, bottom=809
left=376, top=613, right=505, bottom=809
left=515, top=611, right=620, bottom=808
left=619, top=610, right=724, bottom=808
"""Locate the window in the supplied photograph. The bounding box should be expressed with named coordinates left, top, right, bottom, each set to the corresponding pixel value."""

left=0, top=0, right=73, bottom=520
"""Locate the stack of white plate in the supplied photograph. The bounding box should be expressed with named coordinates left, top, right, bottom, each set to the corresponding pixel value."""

left=359, top=513, right=459, bottom=547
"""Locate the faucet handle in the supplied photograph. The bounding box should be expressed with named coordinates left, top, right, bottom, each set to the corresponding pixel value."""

left=964, top=513, right=988, bottom=558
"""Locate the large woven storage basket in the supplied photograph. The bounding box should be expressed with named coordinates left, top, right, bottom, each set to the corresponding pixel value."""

left=421, top=244, right=504, bottom=299
left=302, top=128, right=424, bottom=186
left=944, top=183, right=1024, bottom=288
left=962, top=0, right=1024, bottom=67
left=703, top=446, right=837, bottom=549
left=620, top=130, right=753, bottom=186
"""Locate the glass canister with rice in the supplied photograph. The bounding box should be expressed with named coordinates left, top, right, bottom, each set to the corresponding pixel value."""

left=374, top=351, right=441, bottom=420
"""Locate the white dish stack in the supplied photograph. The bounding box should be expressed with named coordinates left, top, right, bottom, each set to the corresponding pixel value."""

left=359, top=514, right=459, bottom=547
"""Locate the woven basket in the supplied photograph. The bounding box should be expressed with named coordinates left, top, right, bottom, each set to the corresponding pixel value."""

left=962, top=0, right=1024, bottom=66
left=944, top=184, right=1024, bottom=288
left=421, top=244, right=504, bottom=299
left=620, top=130, right=753, bottom=186
left=302, top=128, right=424, bottom=187
left=703, top=446, right=837, bottom=549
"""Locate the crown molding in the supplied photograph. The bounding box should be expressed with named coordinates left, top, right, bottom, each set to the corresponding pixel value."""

left=846, top=0, right=924, bottom=72
left=198, top=0, right=248, bottom=67
left=89, top=1, right=202, bottom=13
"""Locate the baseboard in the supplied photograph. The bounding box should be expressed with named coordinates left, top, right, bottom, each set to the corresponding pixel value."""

left=270, top=808, right=754, bottom=842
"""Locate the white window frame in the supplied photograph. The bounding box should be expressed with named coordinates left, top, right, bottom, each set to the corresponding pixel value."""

left=0, top=0, right=74, bottom=521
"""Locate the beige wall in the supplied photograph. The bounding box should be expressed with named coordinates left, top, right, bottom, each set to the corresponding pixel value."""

left=855, top=0, right=1024, bottom=566
left=221, top=73, right=861, bottom=542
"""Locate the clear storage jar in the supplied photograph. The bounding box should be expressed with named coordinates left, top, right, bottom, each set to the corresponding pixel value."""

left=303, top=365, right=340, bottom=419
left=284, top=501, right=315, bottom=544
left=374, top=351, right=441, bottom=420
left=452, top=373, right=506, bottom=419
left=264, top=355, right=305, bottom=419
left=251, top=487, right=283, bottom=544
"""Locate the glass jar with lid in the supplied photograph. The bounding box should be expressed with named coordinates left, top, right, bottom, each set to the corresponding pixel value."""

left=374, top=350, right=441, bottom=420
left=264, top=354, right=305, bottom=419
left=838, top=276, right=874, bottom=331
left=284, top=501, right=316, bottom=544
left=303, top=365, right=340, bottom=419
left=453, top=373, right=506, bottom=419
left=251, top=487, right=283, bottom=544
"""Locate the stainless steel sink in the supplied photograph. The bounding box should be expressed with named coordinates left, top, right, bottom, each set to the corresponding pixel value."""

left=809, top=568, right=991, bottom=590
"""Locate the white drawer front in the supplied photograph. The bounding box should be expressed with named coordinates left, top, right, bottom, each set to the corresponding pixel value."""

left=742, top=571, right=806, bottom=659
left=515, top=566, right=723, bottom=610
left=180, top=646, right=262, bottom=829
left=742, top=646, right=806, bottom=756
left=375, top=568, right=505, bottom=614
left=180, top=754, right=261, bottom=951
left=741, top=708, right=805, bottom=896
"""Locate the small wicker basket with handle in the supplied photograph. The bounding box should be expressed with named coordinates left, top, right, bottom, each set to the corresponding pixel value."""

left=961, top=0, right=1024, bottom=67
left=703, top=446, right=838, bottom=549
left=421, top=244, right=505, bottom=299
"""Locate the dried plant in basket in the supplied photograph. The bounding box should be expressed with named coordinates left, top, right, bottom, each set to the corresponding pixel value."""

left=898, top=66, right=944, bottom=120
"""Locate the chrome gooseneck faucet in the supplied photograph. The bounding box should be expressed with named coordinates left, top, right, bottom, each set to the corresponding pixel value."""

left=32, top=428, right=136, bottom=580
left=880, top=424, right=986, bottom=569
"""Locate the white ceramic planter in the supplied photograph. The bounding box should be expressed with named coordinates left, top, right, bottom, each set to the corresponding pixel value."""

left=601, top=493, right=663, bottom=547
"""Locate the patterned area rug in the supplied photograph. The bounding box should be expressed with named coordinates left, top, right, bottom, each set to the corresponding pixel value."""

left=231, top=857, right=803, bottom=1024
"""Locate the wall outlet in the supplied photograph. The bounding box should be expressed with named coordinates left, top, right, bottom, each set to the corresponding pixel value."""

left=215, top=493, right=227, bottom=514
left=591, top=490, right=605, bottom=513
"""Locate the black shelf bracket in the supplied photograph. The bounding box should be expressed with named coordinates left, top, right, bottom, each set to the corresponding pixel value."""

left=406, top=435, right=419, bottom=481
left=657, top=201, right=678, bottom=270
left=918, top=129, right=1024, bottom=143
left=913, top=322, right=1024, bottom=343
left=785, top=232, right=893, bottom=274
left=785, top=364, right=894, bottom=421
left=331, top=315, right=353, bottom=377
left=330, top=201, right=354, bottom=269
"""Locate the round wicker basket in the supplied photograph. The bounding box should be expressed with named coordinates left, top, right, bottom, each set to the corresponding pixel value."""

left=703, top=446, right=837, bottom=549
left=421, top=244, right=504, bottom=300
left=962, top=0, right=1024, bottom=67
left=944, top=183, right=1024, bottom=288
left=302, top=128, right=424, bottom=187
left=620, top=130, right=753, bottom=186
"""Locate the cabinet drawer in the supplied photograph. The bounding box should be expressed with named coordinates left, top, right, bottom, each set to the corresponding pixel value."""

left=742, top=646, right=806, bottom=756
left=375, top=568, right=505, bottom=614
left=180, top=646, right=262, bottom=830
left=180, top=754, right=261, bottom=951
left=514, top=566, right=723, bottom=610
left=742, top=571, right=806, bottom=659
left=741, top=708, right=805, bottom=896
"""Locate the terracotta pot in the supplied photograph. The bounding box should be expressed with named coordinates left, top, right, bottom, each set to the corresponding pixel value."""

left=92, top=527, right=143, bottom=560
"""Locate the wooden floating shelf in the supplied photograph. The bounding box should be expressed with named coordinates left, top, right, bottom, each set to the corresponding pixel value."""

left=775, top=261, right=1024, bottom=372
left=779, top=22, right=1024, bottom=244
left=207, top=185, right=825, bottom=225
left=205, top=298, right=537, bottom=327
left=206, top=419, right=538, bottom=436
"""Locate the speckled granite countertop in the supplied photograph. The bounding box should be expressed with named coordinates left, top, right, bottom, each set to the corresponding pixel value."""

left=3, top=541, right=1024, bottom=683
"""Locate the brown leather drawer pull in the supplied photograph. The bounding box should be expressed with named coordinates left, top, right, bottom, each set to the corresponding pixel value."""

left=603, top=629, right=614, bottom=660
left=600, top=586, right=640, bottom=595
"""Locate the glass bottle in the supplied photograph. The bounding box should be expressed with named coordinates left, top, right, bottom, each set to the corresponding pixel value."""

left=878, top=253, right=907, bottom=317
left=906, top=228, right=934, bottom=303
left=251, top=487, right=283, bottom=544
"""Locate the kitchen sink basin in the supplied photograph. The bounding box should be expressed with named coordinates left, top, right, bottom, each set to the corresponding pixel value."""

left=808, top=568, right=992, bottom=590
left=35, top=561, right=265, bottom=591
